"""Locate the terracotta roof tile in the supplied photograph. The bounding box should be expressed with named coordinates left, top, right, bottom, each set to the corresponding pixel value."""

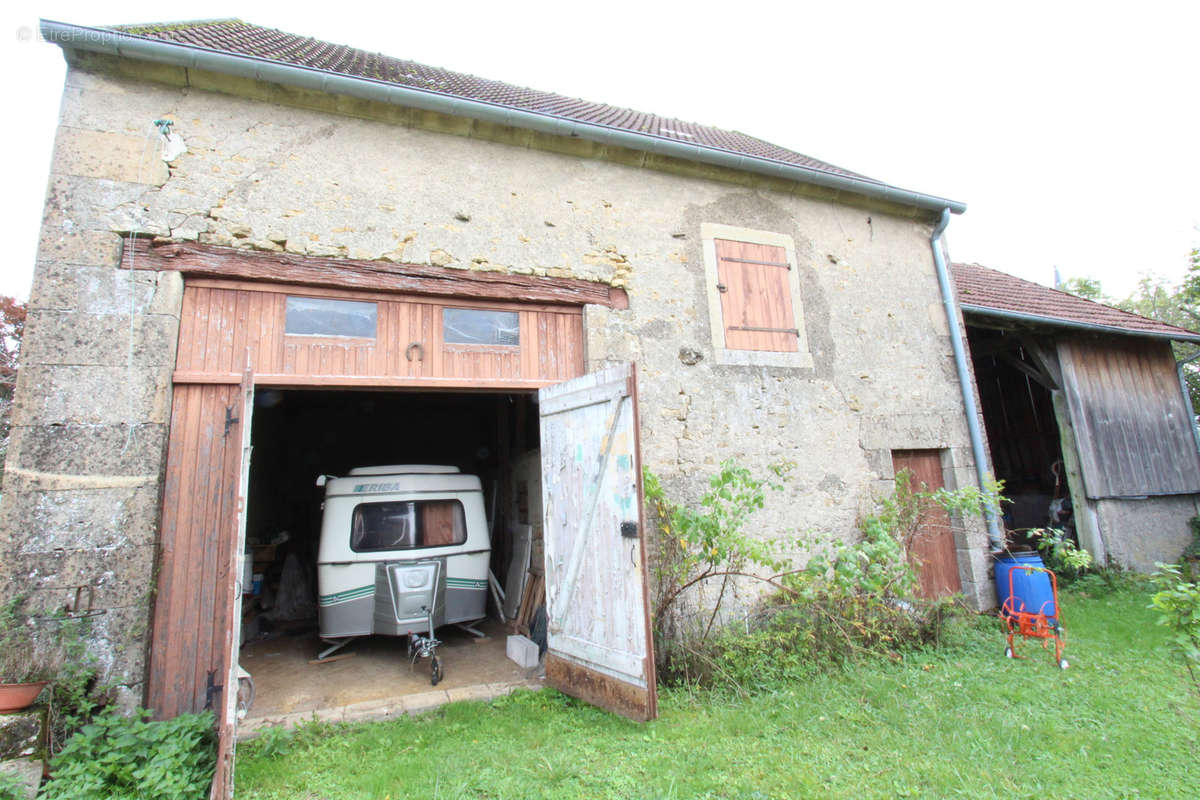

left=108, top=19, right=881, bottom=184
left=953, top=262, right=1200, bottom=341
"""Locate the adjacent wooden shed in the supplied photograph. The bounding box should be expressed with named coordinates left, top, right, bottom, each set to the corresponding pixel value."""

left=954, top=263, right=1200, bottom=569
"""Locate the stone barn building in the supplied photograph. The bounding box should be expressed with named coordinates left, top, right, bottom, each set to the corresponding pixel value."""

left=3, top=17, right=1002, bottom=792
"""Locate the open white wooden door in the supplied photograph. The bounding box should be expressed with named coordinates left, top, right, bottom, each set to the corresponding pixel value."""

left=211, top=369, right=253, bottom=800
left=539, top=362, right=657, bottom=721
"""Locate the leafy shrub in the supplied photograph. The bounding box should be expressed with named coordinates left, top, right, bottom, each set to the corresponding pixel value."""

left=1061, top=567, right=1146, bottom=597
left=1029, top=527, right=1092, bottom=579
left=0, top=596, right=51, bottom=684
left=40, top=708, right=215, bottom=800
left=0, top=769, right=26, bottom=800
left=38, top=613, right=104, bottom=757
left=1183, top=516, right=1200, bottom=581
left=1, top=596, right=105, bottom=759
left=648, top=466, right=992, bottom=689
left=645, top=460, right=791, bottom=662
left=1149, top=562, right=1200, bottom=697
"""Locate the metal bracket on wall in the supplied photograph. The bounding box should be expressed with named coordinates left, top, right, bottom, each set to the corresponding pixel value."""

left=33, top=584, right=106, bottom=620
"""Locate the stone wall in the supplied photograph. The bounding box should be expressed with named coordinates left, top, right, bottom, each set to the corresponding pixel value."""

left=0, top=115, right=183, bottom=704
left=1, top=51, right=993, bottom=700
left=1095, top=494, right=1200, bottom=572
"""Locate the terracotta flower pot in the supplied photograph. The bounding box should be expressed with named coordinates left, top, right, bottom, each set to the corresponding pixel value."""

left=0, top=681, right=48, bottom=713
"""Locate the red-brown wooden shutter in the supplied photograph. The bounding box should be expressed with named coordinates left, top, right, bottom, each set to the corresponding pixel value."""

left=714, top=239, right=799, bottom=352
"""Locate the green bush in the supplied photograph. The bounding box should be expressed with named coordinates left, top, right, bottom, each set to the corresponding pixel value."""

left=648, top=467, right=992, bottom=690
left=0, top=769, right=27, bottom=800
left=40, top=708, right=215, bottom=800
left=1148, top=562, right=1200, bottom=697
left=1029, top=526, right=1092, bottom=579
left=645, top=460, right=791, bottom=666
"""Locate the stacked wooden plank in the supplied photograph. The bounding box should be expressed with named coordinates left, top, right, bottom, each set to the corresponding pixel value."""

left=509, top=571, right=544, bottom=637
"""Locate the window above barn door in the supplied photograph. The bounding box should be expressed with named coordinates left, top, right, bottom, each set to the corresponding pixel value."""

left=701, top=223, right=814, bottom=368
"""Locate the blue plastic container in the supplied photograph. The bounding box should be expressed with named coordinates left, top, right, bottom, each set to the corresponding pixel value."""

left=994, top=552, right=1057, bottom=625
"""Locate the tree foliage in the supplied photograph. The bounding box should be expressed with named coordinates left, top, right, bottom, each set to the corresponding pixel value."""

left=0, top=296, right=26, bottom=482
left=1058, top=276, right=1109, bottom=303
left=1060, top=250, right=1200, bottom=412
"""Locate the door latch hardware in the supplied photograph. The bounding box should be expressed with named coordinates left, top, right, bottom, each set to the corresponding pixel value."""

left=620, top=521, right=639, bottom=539
left=224, top=406, right=239, bottom=437
left=204, top=670, right=223, bottom=710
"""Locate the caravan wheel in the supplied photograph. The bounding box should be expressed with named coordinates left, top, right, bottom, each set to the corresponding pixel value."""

left=430, top=656, right=443, bottom=686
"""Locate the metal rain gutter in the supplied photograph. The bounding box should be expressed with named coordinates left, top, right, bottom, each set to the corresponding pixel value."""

left=38, top=19, right=967, bottom=217
left=930, top=209, right=1005, bottom=552
left=960, top=304, right=1200, bottom=345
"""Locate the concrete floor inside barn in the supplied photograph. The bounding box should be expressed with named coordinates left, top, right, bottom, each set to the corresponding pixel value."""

left=237, top=618, right=543, bottom=737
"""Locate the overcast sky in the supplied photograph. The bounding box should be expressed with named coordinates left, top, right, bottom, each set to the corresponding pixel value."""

left=3, top=1, right=1197, bottom=304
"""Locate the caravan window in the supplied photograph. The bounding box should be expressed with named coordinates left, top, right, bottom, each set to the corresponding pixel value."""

left=350, top=500, right=467, bottom=552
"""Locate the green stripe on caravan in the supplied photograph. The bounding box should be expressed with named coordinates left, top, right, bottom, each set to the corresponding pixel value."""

left=446, top=578, right=487, bottom=589
left=318, top=585, right=374, bottom=606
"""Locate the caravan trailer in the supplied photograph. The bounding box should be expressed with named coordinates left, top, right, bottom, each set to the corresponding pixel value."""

left=316, top=466, right=490, bottom=661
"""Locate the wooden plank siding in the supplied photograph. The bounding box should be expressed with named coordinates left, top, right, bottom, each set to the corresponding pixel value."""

left=151, top=277, right=588, bottom=725
left=538, top=364, right=657, bottom=721
left=173, top=281, right=584, bottom=387
left=147, top=383, right=244, bottom=719
left=1058, top=336, right=1200, bottom=498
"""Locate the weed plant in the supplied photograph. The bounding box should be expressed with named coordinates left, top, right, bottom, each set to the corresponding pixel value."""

left=40, top=708, right=215, bottom=800
left=0, top=770, right=25, bottom=800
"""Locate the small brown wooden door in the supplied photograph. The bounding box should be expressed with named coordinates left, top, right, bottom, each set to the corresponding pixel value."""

left=891, top=450, right=962, bottom=599
left=539, top=363, right=657, bottom=721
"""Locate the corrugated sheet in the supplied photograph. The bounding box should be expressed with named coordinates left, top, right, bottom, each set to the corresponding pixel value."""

left=1058, top=336, right=1200, bottom=498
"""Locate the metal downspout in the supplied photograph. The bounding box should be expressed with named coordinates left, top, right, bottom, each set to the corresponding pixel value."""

left=1178, top=350, right=1200, bottom=456
left=930, top=209, right=1005, bottom=551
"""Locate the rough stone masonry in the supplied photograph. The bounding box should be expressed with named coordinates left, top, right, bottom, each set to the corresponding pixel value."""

left=0, top=48, right=992, bottom=702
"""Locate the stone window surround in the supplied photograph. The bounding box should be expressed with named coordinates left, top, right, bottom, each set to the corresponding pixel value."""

left=700, top=222, right=814, bottom=369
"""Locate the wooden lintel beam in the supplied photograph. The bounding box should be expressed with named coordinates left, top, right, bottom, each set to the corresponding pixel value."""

left=999, top=352, right=1056, bottom=390
left=122, top=239, right=628, bottom=309
left=1017, top=335, right=1063, bottom=390
left=172, top=370, right=556, bottom=391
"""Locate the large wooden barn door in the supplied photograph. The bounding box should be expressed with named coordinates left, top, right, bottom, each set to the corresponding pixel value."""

left=892, top=450, right=962, bottom=599
left=210, top=372, right=253, bottom=800
left=539, top=363, right=657, bottom=721
left=147, top=381, right=249, bottom=724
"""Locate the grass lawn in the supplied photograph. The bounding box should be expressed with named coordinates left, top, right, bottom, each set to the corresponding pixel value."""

left=234, top=583, right=1199, bottom=799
